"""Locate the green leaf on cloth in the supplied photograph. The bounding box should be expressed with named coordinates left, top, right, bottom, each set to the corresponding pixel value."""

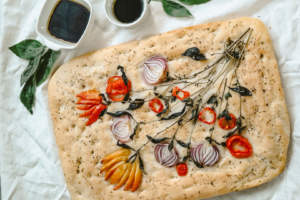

left=178, top=0, right=210, bottom=5
left=162, top=0, right=192, bottom=17
left=9, top=39, right=44, bottom=60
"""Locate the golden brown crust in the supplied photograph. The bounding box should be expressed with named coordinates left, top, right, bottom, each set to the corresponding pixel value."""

left=48, top=17, right=290, bottom=200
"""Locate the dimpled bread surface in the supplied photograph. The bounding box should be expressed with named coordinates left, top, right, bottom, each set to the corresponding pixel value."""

left=48, top=17, right=290, bottom=200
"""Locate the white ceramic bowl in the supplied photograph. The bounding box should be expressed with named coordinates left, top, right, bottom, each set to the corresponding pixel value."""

left=105, top=0, right=149, bottom=28
left=36, top=0, right=93, bottom=50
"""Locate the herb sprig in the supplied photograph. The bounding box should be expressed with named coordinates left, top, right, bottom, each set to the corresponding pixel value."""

left=9, top=39, right=60, bottom=114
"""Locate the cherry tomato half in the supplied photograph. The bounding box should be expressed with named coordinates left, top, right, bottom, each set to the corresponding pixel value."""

left=176, top=163, right=188, bottom=176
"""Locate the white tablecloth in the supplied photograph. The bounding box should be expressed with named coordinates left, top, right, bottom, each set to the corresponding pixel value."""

left=0, top=0, right=299, bottom=199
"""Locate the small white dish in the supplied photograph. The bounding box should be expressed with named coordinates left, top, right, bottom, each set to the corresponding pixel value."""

left=104, top=0, right=149, bottom=28
left=36, top=0, right=93, bottom=50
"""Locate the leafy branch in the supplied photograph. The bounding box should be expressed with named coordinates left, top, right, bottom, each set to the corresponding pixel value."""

left=9, top=39, right=60, bottom=114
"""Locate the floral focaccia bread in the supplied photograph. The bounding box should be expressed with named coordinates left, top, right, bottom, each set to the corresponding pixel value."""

left=48, top=17, right=290, bottom=200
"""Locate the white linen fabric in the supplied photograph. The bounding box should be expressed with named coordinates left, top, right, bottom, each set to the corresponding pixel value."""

left=0, top=0, right=299, bottom=199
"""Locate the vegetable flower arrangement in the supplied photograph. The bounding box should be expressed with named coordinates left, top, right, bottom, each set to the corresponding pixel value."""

left=75, top=28, right=254, bottom=191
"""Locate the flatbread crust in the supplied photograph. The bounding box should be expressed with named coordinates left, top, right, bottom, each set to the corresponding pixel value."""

left=48, top=17, right=290, bottom=200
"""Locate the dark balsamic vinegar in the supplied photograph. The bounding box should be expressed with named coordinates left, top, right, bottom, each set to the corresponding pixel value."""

left=48, top=0, right=90, bottom=43
left=113, top=0, right=143, bottom=23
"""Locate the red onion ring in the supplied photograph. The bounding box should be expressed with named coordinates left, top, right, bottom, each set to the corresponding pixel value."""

left=111, top=115, right=134, bottom=143
left=143, top=56, right=168, bottom=85
left=191, top=143, right=220, bottom=167
left=154, top=143, right=179, bottom=167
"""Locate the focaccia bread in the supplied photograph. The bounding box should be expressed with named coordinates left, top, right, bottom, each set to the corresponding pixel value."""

left=48, top=17, right=290, bottom=200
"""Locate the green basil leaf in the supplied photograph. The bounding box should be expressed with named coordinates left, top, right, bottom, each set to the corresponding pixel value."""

left=178, top=0, right=210, bottom=5
left=20, top=75, right=36, bottom=114
left=116, top=141, right=135, bottom=151
left=9, top=40, right=44, bottom=60
left=36, top=49, right=60, bottom=86
left=162, top=0, right=192, bottom=17
left=20, top=55, right=42, bottom=86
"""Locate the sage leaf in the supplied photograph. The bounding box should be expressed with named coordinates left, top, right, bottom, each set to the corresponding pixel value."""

left=205, top=137, right=226, bottom=147
left=98, top=108, right=107, bottom=118
left=207, top=95, right=218, bottom=106
left=127, top=153, right=138, bottom=163
left=117, top=66, right=131, bottom=102
left=20, top=55, right=42, bottom=86
left=117, top=141, right=135, bottom=150
left=176, top=139, right=189, bottom=148
left=193, top=160, right=203, bottom=168
left=147, top=135, right=169, bottom=144
left=183, top=154, right=189, bottom=162
left=190, top=108, right=198, bottom=121
left=36, top=49, right=60, bottom=86
left=229, top=86, right=252, bottom=96
left=127, top=99, right=144, bottom=110
left=168, top=139, right=174, bottom=151
left=222, top=126, right=246, bottom=139
left=182, top=47, right=206, bottom=61
left=107, top=111, right=132, bottom=117
left=218, top=109, right=231, bottom=120
left=225, top=92, right=232, bottom=100
left=130, top=123, right=140, bottom=139
left=178, top=0, right=210, bottom=5
left=162, top=0, right=192, bottom=17
left=117, top=65, right=129, bottom=86
left=9, top=40, right=44, bottom=60
left=20, top=75, right=36, bottom=114
left=138, top=155, right=146, bottom=173
left=100, top=93, right=111, bottom=105
left=161, top=105, right=186, bottom=120
left=156, top=98, right=169, bottom=117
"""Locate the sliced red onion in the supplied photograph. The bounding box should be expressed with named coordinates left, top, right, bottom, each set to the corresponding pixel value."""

left=111, top=115, right=135, bottom=143
left=154, top=143, right=179, bottom=167
left=191, top=143, right=220, bottom=167
left=143, top=56, right=168, bottom=85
